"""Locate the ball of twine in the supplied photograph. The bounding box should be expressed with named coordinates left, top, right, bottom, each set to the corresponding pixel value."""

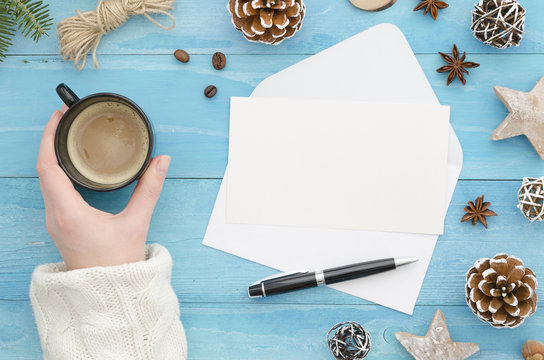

left=327, top=321, right=371, bottom=360
left=57, top=0, right=177, bottom=70
left=517, top=177, right=544, bottom=222
left=471, top=0, right=525, bottom=49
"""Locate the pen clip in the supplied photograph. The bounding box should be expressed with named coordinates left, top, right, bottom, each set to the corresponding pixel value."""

left=251, top=270, right=309, bottom=286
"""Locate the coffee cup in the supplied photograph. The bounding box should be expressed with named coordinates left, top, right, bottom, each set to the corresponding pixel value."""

left=55, top=83, right=154, bottom=191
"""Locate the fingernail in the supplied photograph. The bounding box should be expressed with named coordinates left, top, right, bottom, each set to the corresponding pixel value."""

left=156, top=156, right=171, bottom=177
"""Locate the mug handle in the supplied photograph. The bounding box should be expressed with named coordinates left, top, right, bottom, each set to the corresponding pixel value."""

left=56, top=83, right=80, bottom=107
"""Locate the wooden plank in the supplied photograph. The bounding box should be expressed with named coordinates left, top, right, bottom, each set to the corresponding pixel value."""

left=0, top=300, right=538, bottom=359
left=1, top=178, right=542, bottom=307
left=1, top=54, right=544, bottom=179
left=5, top=0, right=544, bottom=56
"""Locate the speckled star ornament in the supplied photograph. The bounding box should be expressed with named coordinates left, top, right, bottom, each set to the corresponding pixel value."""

left=395, top=310, right=480, bottom=360
left=491, top=76, right=544, bottom=160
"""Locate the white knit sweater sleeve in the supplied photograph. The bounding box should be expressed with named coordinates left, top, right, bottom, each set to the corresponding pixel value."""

left=30, top=244, right=187, bottom=360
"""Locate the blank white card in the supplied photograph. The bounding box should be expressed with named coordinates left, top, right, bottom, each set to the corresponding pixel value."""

left=227, top=97, right=450, bottom=235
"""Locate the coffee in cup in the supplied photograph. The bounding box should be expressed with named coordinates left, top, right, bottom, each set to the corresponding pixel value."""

left=55, top=84, right=154, bottom=191
left=67, top=101, right=150, bottom=185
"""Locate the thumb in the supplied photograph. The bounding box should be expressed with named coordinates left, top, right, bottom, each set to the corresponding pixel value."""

left=123, top=155, right=170, bottom=222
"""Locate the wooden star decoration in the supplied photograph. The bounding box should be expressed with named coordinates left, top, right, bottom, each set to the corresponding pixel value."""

left=395, top=310, right=480, bottom=360
left=491, top=75, right=544, bottom=160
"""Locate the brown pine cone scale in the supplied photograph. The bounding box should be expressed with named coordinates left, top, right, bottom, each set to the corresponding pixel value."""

left=228, top=0, right=306, bottom=45
left=465, top=253, right=537, bottom=328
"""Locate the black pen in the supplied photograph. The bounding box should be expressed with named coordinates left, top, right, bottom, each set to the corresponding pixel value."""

left=248, top=257, right=418, bottom=298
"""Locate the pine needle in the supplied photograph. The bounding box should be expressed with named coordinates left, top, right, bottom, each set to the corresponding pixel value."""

left=0, top=0, right=52, bottom=59
left=0, top=9, right=14, bottom=59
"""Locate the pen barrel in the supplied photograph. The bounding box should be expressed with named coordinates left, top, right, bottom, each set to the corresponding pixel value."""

left=324, top=258, right=396, bottom=285
left=262, top=273, right=318, bottom=296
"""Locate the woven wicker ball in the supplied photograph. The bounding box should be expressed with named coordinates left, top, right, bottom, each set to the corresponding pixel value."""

left=471, top=0, right=526, bottom=49
left=518, top=177, right=544, bottom=222
left=327, top=321, right=371, bottom=360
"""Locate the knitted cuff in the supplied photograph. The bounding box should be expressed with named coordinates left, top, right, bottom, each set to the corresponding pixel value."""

left=30, top=244, right=187, bottom=360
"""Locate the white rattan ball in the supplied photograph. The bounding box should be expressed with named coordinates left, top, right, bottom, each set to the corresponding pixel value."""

left=517, top=177, right=544, bottom=222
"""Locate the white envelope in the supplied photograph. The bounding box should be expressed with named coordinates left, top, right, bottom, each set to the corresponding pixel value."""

left=203, top=23, right=463, bottom=315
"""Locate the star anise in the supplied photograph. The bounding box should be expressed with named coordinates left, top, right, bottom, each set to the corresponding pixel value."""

left=461, top=195, right=498, bottom=229
left=437, top=44, right=480, bottom=86
left=413, top=0, right=449, bottom=20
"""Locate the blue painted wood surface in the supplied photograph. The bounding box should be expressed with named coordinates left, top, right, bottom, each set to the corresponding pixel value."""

left=1, top=0, right=543, bottom=358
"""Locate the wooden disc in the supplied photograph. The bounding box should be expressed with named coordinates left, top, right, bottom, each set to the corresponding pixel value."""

left=349, top=0, right=397, bottom=11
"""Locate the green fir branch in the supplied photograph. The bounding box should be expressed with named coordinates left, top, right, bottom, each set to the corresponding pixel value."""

left=0, top=0, right=52, bottom=60
left=0, top=10, right=15, bottom=59
left=8, top=0, right=52, bottom=40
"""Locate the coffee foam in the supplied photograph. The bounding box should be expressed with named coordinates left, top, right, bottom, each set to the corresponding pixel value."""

left=67, top=101, right=149, bottom=186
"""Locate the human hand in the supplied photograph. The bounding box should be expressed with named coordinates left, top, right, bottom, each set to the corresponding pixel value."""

left=36, top=106, right=170, bottom=270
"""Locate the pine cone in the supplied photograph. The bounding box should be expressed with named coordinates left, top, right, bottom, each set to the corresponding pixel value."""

left=227, top=0, right=305, bottom=45
left=466, top=254, right=538, bottom=328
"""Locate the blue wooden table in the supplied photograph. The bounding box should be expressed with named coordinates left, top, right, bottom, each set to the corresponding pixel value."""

left=1, top=1, right=543, bottom=358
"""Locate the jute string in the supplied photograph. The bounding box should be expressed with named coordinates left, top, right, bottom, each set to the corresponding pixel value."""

left=58, top=0, right=176, bottom=70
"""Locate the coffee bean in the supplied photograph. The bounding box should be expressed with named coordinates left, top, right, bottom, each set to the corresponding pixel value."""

left=204, top=85, right=217, bottom=98
left=174, top=49, right=190, bottom=63
left=212, top=52, right=226, bottom=70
